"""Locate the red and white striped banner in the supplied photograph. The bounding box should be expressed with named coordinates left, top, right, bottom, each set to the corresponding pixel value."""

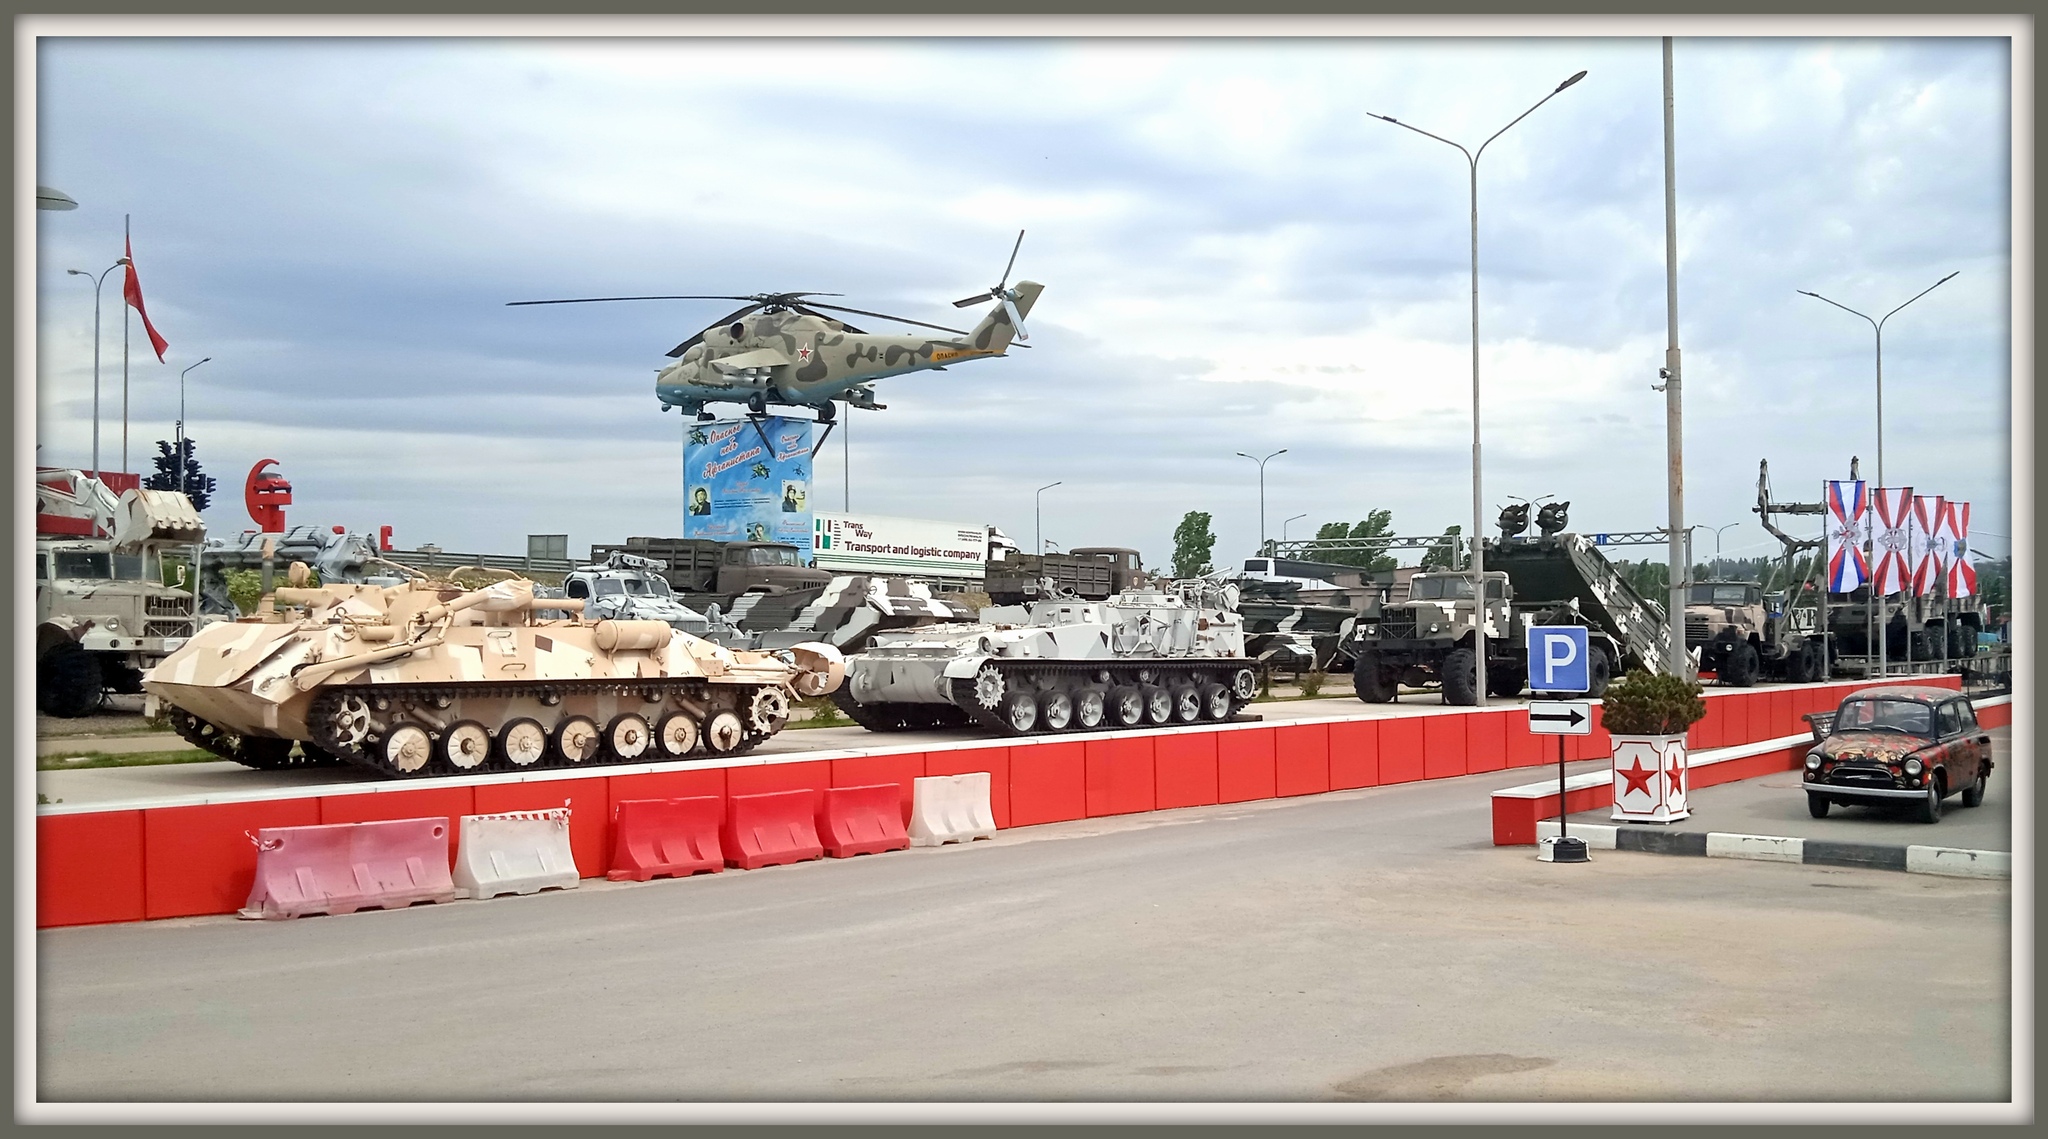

left=1910, top=494, right=1947, bottom=596
left=1870, top=487, right=1914, bottom=596
left=1943, top=501, right=1975, bottom=598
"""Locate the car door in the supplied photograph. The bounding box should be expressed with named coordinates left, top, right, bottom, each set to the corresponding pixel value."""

left=1932, top=700, right=1965, bottom=794
left=1954, top=698, right=1990, bottom=789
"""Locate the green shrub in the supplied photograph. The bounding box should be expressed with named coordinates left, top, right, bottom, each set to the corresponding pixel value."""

left=1599, top=669, right=1706, bottom=735
left=1298, top=670, right=1327, bottom=698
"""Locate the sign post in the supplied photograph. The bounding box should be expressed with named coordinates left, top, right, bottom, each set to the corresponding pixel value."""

left=1526, top=625, right=1593, bottom=864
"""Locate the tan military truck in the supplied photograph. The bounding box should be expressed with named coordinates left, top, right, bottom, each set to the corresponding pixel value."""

left=1685, top=579, right=1829, bottom=686
left=35, top=482, right=206, bottom=717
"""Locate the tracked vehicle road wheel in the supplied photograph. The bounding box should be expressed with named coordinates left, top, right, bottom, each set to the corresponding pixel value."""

left=974, top=663, right=1007, bottom=710
left=1230, top=668, right=1258, bottom=703
left=704, top=711, right=748, bottom=754
left=499, top=718, right=548, bottom=767
left=443, top=721, right=492, bottom=770
left=656, top=712, right=700, bottom=757
left=384, top=724, right=434, bottom=774
left=1199, top=682, right=1231, bottom=721
left=1000, top=690, right=1039, bottom=734
left=329, top=694, right=373, bottom=751
left=607, top=714, right=651, bottom=760
left=1039, top=689, right=1074, bottom=731
left=748, top=688, right=790, bottom=734
left=1074, top=686, right=1107, bottom=729
left=1109, top=685, right=1145, bottom=727
left=1170, top=683, right=1202, bottom=724
left=1141, top=684, right=1173, bottom=726
left=555, top=716, right=601, bottom=764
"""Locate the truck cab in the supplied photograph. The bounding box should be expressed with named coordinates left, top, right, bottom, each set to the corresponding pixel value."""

left=716, top=542, right=831, bottom=593
left=36, top=487, right=204, bottom=717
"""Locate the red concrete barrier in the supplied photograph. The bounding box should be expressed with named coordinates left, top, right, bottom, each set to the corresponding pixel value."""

left=240, top=817, right=457, bottom=919
left=818, top=784, right=911, bottom=858
left=1085, top=736, right=1155, bottom=817
left=723, top=789, right=824, bottom=870
left=1217, top=728, right=1277, bottom=803
left=38, top=810, right=145, bottom=928
left=607, top=796, right=725, bottom=882
left=1274, top=723, right=1330, bottom=797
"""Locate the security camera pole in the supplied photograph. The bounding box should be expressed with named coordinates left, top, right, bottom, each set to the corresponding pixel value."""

left=1661, top=38, right=1689, bottom=678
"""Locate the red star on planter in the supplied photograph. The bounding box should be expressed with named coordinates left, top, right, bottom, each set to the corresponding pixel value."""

left=1666, top=757, right=1686, bottom=797
left=1618, top=757, right=1658, bottom=799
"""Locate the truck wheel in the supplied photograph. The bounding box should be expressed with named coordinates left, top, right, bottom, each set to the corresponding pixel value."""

left=1351, top=653, right=1396, bottom=703
left=1441, top=649, right=1478, bottom=706
left=1783, top=642, right=1812, bottom=683
left=1584, top=645, right=1613, bottom=698
left=37, top=643, right=104, bottom=719
left=1721, top=643, right=1759, bottom=688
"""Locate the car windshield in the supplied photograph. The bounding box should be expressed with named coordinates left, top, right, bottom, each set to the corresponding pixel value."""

left=1834, top=698, right=1933, bottom=736
left=646, top=576, right=672, bottom=596
left=594, top=579, right=624, bottom=597
left=744, top=547, right=798, bottom=567
left=53, top=551, right=113, bottom=580
left=1689, top=584, right=1753, bottom=605
left=622, top=577, right=650, bottom=595
left=1409, top=576, right=1504, bottom=601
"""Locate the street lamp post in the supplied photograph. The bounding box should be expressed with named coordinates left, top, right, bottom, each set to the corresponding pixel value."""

left=177, top=357, right=212, bottom=494
left=1034, top=481, right=1062, bottom=570
left=66, top=258, right=129, bottom=478
left=1797, top=271, right=1959, bottom=489
left=1370, top=68, right=1586, bottom=708
left=1234, top=448, right=1287, bottom=554
left=1282, top=512, right=1308, bottom=545
left=1709, top=521, right=1739, bottom=577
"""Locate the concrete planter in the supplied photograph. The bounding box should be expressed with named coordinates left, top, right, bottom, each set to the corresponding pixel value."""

left=1609, top=732, right=1690, bottom=823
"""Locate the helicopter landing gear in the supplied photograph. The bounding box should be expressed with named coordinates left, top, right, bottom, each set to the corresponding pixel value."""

left=695, top=410, right=715, bottom=422
left=815, top=401, right=836, bottom=423
left=746, top=392, right=767, bottom=416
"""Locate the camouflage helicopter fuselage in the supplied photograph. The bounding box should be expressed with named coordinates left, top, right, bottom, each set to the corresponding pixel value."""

left=657, top=282, right=1042, bottom=417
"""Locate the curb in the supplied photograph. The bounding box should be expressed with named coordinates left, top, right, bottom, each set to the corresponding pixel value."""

left=1534, top=821, right=2010, bottom=879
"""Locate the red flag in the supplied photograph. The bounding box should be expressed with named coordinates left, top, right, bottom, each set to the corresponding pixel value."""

left=122, top=235, right=170, bottom=363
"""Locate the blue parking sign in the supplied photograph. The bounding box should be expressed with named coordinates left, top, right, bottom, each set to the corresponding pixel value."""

left=1526, top=625, right=1591, bottom=694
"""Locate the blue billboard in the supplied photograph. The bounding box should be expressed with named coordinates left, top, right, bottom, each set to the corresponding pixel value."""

left=683, top=416, right=814, bottom=559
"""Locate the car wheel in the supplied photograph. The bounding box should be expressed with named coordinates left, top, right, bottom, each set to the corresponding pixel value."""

left=1961, top=769, right=1987, bottom=808
left=1806, top=793, right=1829, bottom=819
left=1915, top=779, right=1943, bottom=824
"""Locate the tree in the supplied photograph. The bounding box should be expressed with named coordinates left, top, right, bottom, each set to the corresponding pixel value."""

left=1419, top=524, right=1463, bottom=571
left=1308, top=509, right=1396, bottom=570
left=1171, top=511, right=1217, bottom=579
left=144, top=437, right=217, bottom=512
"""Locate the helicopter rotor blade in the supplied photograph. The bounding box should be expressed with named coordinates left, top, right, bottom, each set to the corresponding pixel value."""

left=801, top=302, right=970, bottom=337
left=1003, top=296, right=1028, bottom=343
left=952, top=292, right=991, bottom=308
left=998, top=228, right=1025, bottom=290
left=508, top=294, right=764, bottom=306
left=665, top=301, right=773, bottom=357
left=790, top=304, right=865, bottom=335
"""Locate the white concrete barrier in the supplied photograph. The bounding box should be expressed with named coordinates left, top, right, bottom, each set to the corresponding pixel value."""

left=1905, top=845, right=2011, bottom=880
left=908, top=772, right=997, bottom=848
left=454, top=808, right=581, bottom=899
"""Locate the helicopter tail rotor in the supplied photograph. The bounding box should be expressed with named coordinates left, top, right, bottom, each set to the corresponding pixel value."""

left=953, top=228, right=1031, bottom=342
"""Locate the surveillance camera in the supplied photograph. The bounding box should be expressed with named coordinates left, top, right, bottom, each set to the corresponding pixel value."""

left=1657, top=367, right=1671, bottom=380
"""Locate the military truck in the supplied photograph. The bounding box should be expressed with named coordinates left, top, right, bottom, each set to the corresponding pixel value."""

left=35, top=473, right=206, bottom=717
left=586, top=537, right=832, bottom=595
left=983, top=546, right=1143, bottom=605
left=1339, top=569, right=1623, bottom=704
left=1685, top=579, right=1829, bottom=686
left=559, top=552, right=724, bottom=636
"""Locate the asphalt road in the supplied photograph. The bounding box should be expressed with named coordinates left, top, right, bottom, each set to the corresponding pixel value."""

left=36, top=755, right=2011, bottom=1105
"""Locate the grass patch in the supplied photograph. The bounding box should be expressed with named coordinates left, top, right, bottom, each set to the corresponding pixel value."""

left=37, top=748, right=218, bottom=771
left=786, top=695, right=852, bottom=730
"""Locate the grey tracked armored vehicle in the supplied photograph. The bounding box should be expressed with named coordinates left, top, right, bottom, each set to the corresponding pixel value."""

left=834, top=580, right=1259, bottom=736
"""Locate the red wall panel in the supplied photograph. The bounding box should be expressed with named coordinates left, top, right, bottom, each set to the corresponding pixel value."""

left=39, top=811, right=145, bottom=928
left=1978, top=703, right=2010, bottom=729
left=143, top=798, right=322, bottom=920
left=1582, top=703, right=1611, bottom=761
left=1084, top=736, right=1155, bottom=817
left=1274, top=723, right=1330, bottom=797
left=830, top=752, right=927, bottom=823
left=925, top=747, right=1010, bottom=829
left=1768, top=689, right=1796, bottom=739
left=1504, top=709, right=1545, bottom=768
left=1154, top=732, right=1219, bottom=809
left=1379, top=717, right=1424, bottom=785
left=609, top=767, right=727, bottom=813
left=726, top=761, right=830, bottom=798
left=1009, top=740, right=1086, bottom=826
left=1217, top=728, right=1277, bottom=804
left=1421, top=714, right=1466, bottom=780
left=1327, top=720, right=1379, bottom=789
left=1466, top=710, right=1509, bottom=773
left=472, top=777, right=613, bottom=880
left=319, top=786, right=473, bottom=829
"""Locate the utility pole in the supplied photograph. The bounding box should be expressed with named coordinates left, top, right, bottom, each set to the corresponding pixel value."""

left=1661, top=38, right=1690, bottom=678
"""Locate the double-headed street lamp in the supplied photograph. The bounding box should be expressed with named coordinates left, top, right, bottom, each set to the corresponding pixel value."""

left=66, top=258, right=130, bottom=477
left=1370, top=68, right=1586, bottom=708
left=1797, top=271, right=1958, bottom=489
left=1235, top=448, right=1287, bottom=554
left=177, top=357, right=212, bottom=494
left=1035, top=481, right=1062, bottom=567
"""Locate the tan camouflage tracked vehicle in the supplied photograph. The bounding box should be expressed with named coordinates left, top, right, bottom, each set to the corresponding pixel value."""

left=143, top=574, right=843, bottom=778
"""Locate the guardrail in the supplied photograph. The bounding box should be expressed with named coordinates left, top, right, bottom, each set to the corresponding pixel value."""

left=378, top=548, right=580, bottom=576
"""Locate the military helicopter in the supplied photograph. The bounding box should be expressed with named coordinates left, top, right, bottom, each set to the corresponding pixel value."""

left=509, top=231, right=1043, bottom=439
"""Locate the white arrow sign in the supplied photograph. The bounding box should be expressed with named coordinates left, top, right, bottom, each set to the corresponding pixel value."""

left=1527, top=700, right=1592, bottom=736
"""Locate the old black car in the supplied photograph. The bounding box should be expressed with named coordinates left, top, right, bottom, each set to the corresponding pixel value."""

left=1803, top=685, right=1993, bottom=823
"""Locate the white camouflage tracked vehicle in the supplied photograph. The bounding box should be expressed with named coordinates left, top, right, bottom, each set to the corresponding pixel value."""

left=834, top=579, right=1259, bottom=736
left=143, top=572, right=843, bottom=778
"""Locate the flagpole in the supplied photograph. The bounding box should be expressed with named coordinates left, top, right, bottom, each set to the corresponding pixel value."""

left=122, top=213, right=131, bottom=476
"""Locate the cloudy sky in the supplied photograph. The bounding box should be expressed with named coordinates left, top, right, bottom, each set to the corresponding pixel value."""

left=29, top=23, right=2016, bottom=574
